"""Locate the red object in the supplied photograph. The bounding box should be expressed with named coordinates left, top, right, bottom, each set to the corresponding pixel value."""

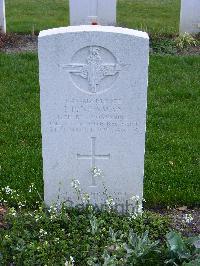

left=91, top=21, right=98, bottom=25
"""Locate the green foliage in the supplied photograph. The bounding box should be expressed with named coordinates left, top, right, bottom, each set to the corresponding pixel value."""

left=175, top=33, right=198, bottom=49
left=183, top=259, right=200, bottom=266
left=151, top=38, right=177, bottom=55
left=5, top=0, right=180, bottom=35
left=0, top=205, right=170, bottom=265
left=0, top=200, right=199, bottom=266
left=123, top=230, right=161, bottom=264
left=93, top=230, right=162, bottom=265
left=165, top=231, right=200, bottom=265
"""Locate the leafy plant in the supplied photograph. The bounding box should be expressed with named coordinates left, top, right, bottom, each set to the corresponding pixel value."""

left=165, top=231, right=200, bottom=265
left=175, top=33, right=197, bottom=49
left=124, top=230, right=161, bottom=264
left=0, top=203, right=200, bottom=265
left=151, top=38, right=177, bottom=55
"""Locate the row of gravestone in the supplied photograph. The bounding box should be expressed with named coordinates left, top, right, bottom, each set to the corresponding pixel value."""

left=0, top=0, right=200, bottom=34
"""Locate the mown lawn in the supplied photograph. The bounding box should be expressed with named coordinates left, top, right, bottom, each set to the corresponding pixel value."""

left=5, top=0, right=180, bottom=34
left=0, top=53, right=199, bottom=207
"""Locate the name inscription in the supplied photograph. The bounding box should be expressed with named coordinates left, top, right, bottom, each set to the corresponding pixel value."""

left=49, top=97, right=141, bottom=134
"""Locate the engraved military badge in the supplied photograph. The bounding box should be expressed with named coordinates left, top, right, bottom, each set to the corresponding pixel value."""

left=61, top=46, right=125, bottom=94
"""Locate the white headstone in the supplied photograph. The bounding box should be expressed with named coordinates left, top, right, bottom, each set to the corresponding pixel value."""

left=69, top=0, right=116, bottom=26
left=180, top=0, right=200, bottom=34
left=39, top=26, right=149, bottom=212
left=0, top=0, right=6, bottom=33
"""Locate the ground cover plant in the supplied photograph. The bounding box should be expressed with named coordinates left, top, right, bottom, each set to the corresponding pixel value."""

left=0, top=197, right=200, bottom=265
left=0, top=179, right=199, bottom=266
left=0, top=53, right=199, bottom=207
left=5, top=0, right=180, bottom=35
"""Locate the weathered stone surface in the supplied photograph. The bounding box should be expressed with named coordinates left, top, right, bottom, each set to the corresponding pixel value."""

left=39, top=26, right=149, bottom=211
left=180, top=0, right=200, bottom=34
left=69, top=0, right=116, bottom=26
left=0, top=0, right=6, bottom=33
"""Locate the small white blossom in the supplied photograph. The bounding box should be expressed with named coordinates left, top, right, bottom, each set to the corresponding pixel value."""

left=183, top=214, right=193, bottom=224
left=82, top=193, right=90, bottom=204
left=105, top=197, right=115, bottom=212
left=35, top=214, right=42, bottom=222
left=136, top=203, right=143, bottom=214
left=130, top=195, right=140, bottom=202
left=4, top=235, right=10, bottom=240
left=18, top=201, right=26, bottom=209
left=65, top=256, right=75, bottom=266
left=28, top=183, right=35, bottom=193
left=3, top=186, right=13, bottom=194
left=71, top=179, right=80, bottom=189
left=48, top=205, right=58, bottom=214
left=39, top=229, right=48, bottom=237
left=9, top=207, right=17, bottom=217
left=92, top=167, right=102, bottom=178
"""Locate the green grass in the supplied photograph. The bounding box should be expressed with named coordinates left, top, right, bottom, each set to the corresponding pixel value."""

left=146, top=56, right=200, bottom=206
left=0, top=53, right=199, bottom=207
left=117, top=0, right=180, bottom=34
left=5, top=0, right=180, bottom=34
left=0, top=53, right=43, bottom=201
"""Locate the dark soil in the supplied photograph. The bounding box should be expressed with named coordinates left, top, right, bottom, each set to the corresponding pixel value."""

left=0, top=33, right=37, bottom=53
left=0, top=33, right=200, bottom=55
left=151, top=207, right=200, bottom=237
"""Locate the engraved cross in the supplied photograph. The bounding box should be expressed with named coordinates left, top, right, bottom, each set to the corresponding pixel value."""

left=77, top=137, right=110, bottom=186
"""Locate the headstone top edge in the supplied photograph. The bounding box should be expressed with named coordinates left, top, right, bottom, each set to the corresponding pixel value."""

left=39, top=25, right=149, bottom=40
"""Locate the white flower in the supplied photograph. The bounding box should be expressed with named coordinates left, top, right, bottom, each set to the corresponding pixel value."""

left=48, top=205, right=58, bottom=214
left=183, top=214, right=193, bottom=224
left=35, top=214, right=41, bottom=222
left=9, top=207, right=17, bottom=217
left=88, top=205, right=93, bottom=212
left=4, top=235, right=10, bottom=240
left=106, top=197, right=115, bottom=212
left=65, top=256, right=75, bottom=266
left=39, top=229, right=47, bottom=237
left=130, top=195, right=140, bottom=202
left=70, top=256, right=75, bottom=263
left=136, top=203, right=143, bottom=214
left=18, top=202, right=26, bottom=209
left=4, top=186, right=13, bottom=194
left=92, top=167, right=102, bottom=177
left=28, top=183, right=35, bottom=193
left=82, top=193, right=90, bottom=204
left=71, top=179, right=80, bottom=189
left=54, top=237, right=60, bottom=243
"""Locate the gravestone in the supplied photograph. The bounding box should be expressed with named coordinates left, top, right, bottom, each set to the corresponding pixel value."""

left=180, top=0, right=200, bottom=34
left=0, top=0, right=6, bottom=33
left=69, top=0, right=116, bottom=26
left=39, top=26, right=149, bottom=211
